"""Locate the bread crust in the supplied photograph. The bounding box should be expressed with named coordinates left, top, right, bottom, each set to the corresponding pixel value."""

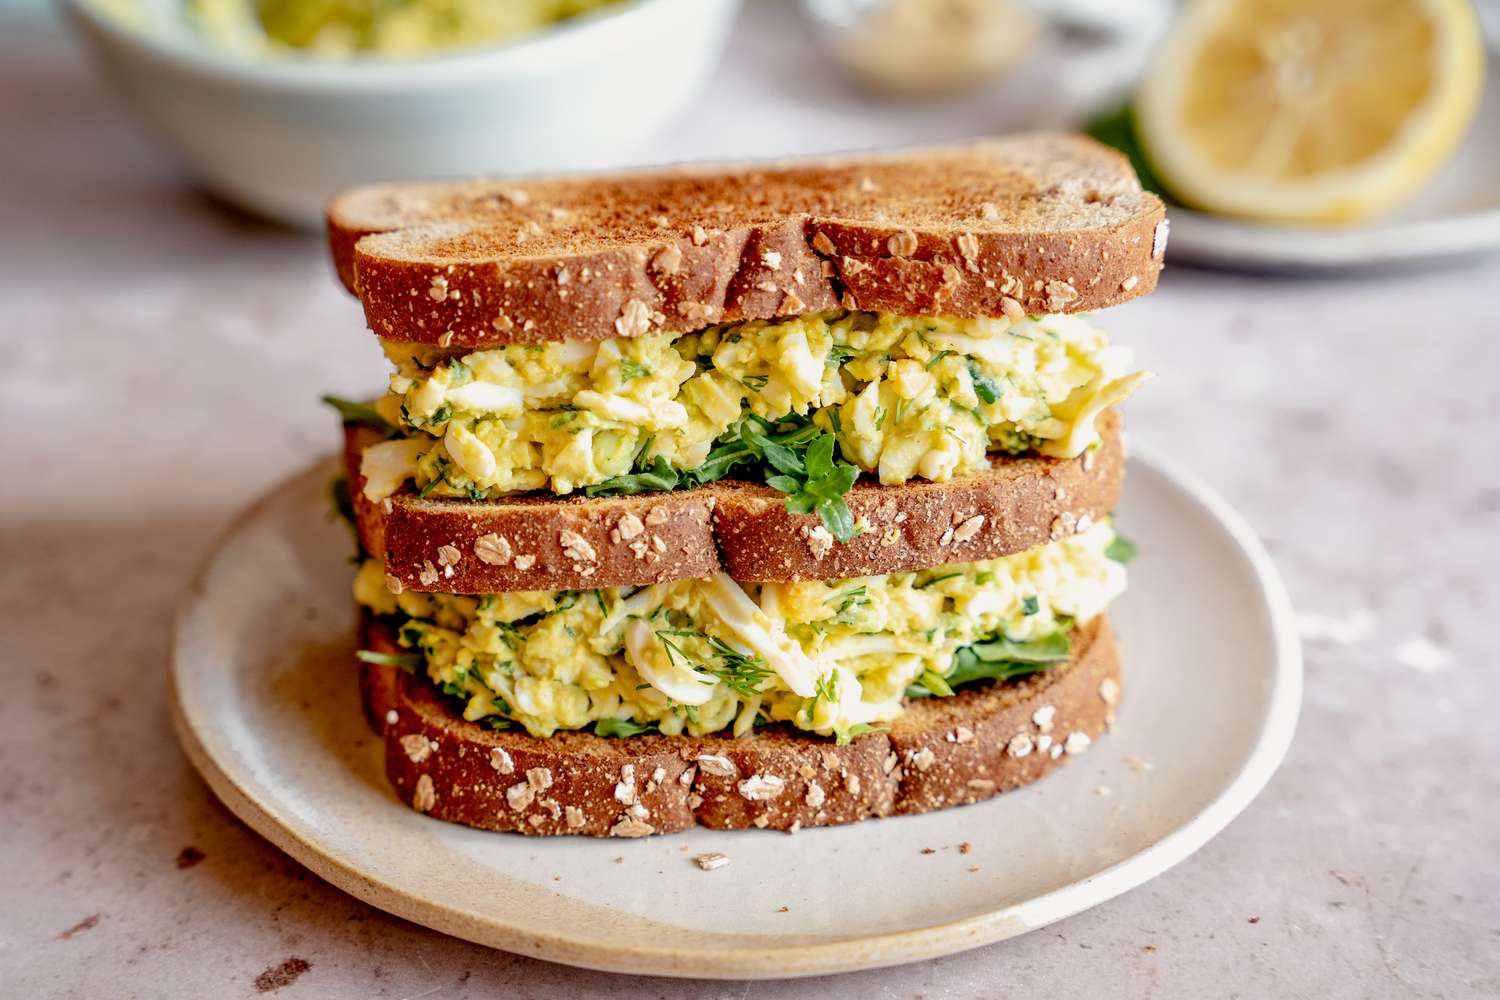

left=346, top=412, right=1124, bottom=593
left=328, top=134, right=1166, bottom=348
left=361, top=614, right=1120, bottom=837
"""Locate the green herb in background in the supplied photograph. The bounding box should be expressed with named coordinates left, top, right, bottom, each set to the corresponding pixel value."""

left=1085, top=104, right=1167, bottom=199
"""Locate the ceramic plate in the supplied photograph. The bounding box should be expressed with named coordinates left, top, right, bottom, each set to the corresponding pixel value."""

left=171, top=444, right=1300, bottom=979
left=1166, top=53, right=1500, bottom=272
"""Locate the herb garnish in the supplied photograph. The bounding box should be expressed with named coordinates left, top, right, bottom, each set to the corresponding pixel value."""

left=587, top=411, right=861, bottom=541
left=905, top=631, right=1072, bottom=698
left=967, top=360, right=1002, bottom=405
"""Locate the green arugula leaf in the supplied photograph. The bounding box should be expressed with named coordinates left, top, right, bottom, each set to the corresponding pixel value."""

left=966, top=632, right=1072, bottom=664
left=905, top=631, right=1073, bottom=698
left=321, top=395, right=391, bottom=430
left=1105, top=532, right=1139, bottom=563
left=1021, top=595, right=1040, bottom=616
left=620, top=359, right=651, bottom=382
left=585, top=455, right=681, bottom=497
left=836, top=722, right=886, bottom=746
left=740, top=373, right=769, bottom=392
left=594, top=717, right=658, bottom=738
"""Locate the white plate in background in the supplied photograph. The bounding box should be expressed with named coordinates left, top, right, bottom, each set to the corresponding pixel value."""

left=170, top=445, right=1300, bottom=979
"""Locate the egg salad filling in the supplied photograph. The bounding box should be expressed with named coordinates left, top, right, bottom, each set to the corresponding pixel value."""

left=355, top=310, right=1144, bottom=540
left=354, top=519, right=1134, bottom=743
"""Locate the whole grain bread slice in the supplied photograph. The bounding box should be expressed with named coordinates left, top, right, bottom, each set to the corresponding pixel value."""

left=347, top=411, right=1124, bottom=593
left=329, top=133, right=1166, bottom=348
left=361, top=614, right=1120, bottom=837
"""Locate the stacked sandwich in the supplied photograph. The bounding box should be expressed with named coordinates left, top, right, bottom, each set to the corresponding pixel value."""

left=326, top=134, right=1166, bottom=837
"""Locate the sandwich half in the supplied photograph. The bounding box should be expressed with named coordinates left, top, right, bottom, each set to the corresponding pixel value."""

left=327, top=133, right=1163, bottom=837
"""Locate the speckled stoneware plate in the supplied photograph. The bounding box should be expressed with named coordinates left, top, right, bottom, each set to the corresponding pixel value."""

left=170, top=444, right=1300, bottom=979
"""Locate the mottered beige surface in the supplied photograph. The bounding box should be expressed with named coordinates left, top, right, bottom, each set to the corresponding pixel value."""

left=3, top=1, right=1498, bottom=997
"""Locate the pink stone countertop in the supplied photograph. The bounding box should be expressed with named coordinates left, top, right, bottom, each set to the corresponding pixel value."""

left=3, top=2, right=1496, bottom=998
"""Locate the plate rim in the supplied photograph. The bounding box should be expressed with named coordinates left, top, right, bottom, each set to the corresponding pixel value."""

left=169, top=442, right=1303, bottom=979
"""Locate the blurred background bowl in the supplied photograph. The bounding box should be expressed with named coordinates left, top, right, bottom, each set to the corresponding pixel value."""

left=60, top=0, right=741, bottom=228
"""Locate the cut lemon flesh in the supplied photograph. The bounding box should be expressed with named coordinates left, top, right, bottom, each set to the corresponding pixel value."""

left=1135, top=0, right=1485, bottom=224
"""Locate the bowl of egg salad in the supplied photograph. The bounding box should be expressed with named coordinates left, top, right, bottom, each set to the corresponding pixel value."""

left=61, top=0, right=741, bottom=227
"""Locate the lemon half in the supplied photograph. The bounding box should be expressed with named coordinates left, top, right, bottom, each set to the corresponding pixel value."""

left=1135, top=0, right=1485, bottom=224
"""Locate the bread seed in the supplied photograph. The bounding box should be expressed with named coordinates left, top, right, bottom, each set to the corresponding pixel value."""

left=694, top=852, right=730, bottom=871
left=384, top=710, right=398, bottom=726
left=526, top=767, right=554, bottom=791
left=1153, top=219, right=1170, bottom=258
left=489, top=747, right=514, bottom=774
left=887, top=230, right=918, bottom=257
left=691, top=225, right=709, bottom=246
left=427, top=275, right=449, bottom=302
left=436, top=544, right=461, bottom=568
left=652, top=243, right=682, bottom=275
left=762, top=250, right=782, bottom=270
left=781, top=290, right=806, bottom=313
left=615, top=299, right=652, bottom=338
left=565, top=806, right=586, bottom=830
left=737, top=774, right=785, bottom=801
left=909, top=747, right=936, bottom=772
left=956, top=232, right=980, bottom=270
left=1064, top=732, right=1092, bottom=755
left=399, top=735, right=434, bottom=764
left=1121, top=275, right=1139, bottom=292
left=1032, top=706, right=1056, bottom=732
left=559, top=529, right=597, bottom=563
left=412, top=774, right=436, bottom=813
left=800, top=524, right=834, bottom=559
left=418, top=561, right=440, bottom=587
left=1006, top=733, right=1035, bottom=758
left=696, top=754, right=737, bottom=778
left=980, top=201, right=1001, bottom=220
left=609, top=817, right=655, bottom=838
left=473, top=533, right=512, bottom=566
left=506, top=783, right=535, bottom=811
left=1099, top=678, right=1120, bottom=705
left=812, top=231, right=836, bottom=255
left=1001, top=296, right=1026, bottom=321
left=805, top=781, right=826, bottom=809
left=513, top=554, right=536, bottom=571
left=384, top=573, right=404, bottom=595
left=1045, top=279, right=1079, bottom=311
left=952, top=515, right=985, bottom=543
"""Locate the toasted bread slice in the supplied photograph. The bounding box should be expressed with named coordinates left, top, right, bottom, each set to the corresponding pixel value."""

left=329, top=134, right=1166, bottom=348
left=360, top=614, right=1120, bottom=837
left=346, top=412, right=1124, bottom=593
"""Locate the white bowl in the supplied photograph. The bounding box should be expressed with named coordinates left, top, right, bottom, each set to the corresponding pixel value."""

left=60, top=0, right=741, bottom=228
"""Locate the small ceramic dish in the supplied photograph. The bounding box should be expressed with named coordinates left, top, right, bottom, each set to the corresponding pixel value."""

left=60, top=0, right=741, bottom=227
